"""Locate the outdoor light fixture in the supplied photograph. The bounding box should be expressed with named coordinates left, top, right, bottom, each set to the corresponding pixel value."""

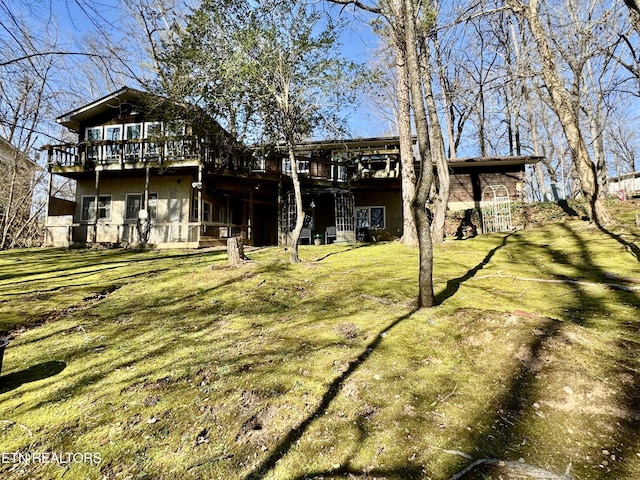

left=191, top=181, right=202, bottom=189
left=310, top=199, right=316, bottom=208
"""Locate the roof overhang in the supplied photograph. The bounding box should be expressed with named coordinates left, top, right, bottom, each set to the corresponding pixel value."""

left=0, top=136, right=38, bottom=168
left=56, top=87, right=148, bottom=132
left=448, top=155, right=544, bottom=167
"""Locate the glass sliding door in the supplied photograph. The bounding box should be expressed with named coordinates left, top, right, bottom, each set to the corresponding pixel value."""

left=125, top=123, right=142, bottom=160
left=145, top=122, right=162, bottom=158
left=105, top=126, right=122, bottom=162
left=85, top=127, right=102, bottom=162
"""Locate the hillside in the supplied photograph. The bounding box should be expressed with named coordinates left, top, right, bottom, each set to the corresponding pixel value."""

left=0, top=200, right=638, bottom=480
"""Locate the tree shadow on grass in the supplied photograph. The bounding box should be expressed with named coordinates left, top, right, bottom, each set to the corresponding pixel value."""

left=596, top=225, right=640, bottom=262
left=436, top=232, right=514, bottom=305
left=242, top=308, right=418, bottom=480
left=313, top=243, right=375, bottom=263
left=0, top=360, right=66, bottom=394
left=451, top=222, right=640, bottom=479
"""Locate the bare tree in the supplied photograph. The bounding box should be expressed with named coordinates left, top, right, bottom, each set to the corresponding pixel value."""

left=504, top=0, right=612, bottom=224
left=624, top=0, right=640, bottom=35
left=0, top=3, right=62, bottom=248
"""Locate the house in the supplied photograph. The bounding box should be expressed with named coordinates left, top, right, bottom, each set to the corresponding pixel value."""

left=608, top=171, right=640, bottom=199
left=43, top=87, right=542, bottom=248
left=0, top=137, right=39, bottom=248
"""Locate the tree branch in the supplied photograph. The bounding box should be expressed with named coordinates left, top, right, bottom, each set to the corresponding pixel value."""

left=0, top=51, right=104, bottom=67
left=325, top=0, right=382, bottom=15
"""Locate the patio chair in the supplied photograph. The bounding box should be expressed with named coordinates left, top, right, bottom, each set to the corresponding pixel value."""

left=299, top=227, right=312, bottom=244
left=325, top=226, right=337, bottom=244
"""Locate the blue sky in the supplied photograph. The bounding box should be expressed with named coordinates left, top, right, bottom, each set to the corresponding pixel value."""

left=18, top=0, right=393, bottom=138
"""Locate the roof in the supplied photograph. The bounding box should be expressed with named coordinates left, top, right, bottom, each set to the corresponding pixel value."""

left=56, top=87, right=154, bottom=132
left=448, top=155, right=544, bottom=167
left=263, top=136, right=544, bottom=166
left=0, top=137, right=38, bottom=168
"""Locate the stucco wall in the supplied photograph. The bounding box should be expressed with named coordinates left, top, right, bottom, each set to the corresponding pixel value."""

left=353, top=189, right=403, bottom=240
left=70, top=174, right=195, bottom=244
left=75, top=174, right=193, bottom=224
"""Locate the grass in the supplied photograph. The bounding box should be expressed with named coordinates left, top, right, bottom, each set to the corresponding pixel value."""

left=0, top=200, right=639, bottom=480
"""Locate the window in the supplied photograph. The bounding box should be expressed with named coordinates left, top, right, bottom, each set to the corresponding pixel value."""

left=148, top=194, right=158, bottom=219
left=125, top=123, right=142, bottom=159
left=125, top=194, right=142, bottom=220
left=252, top=156, right=266, bottom=172
left=145, top=122, right=162, bottom=157
left=165, top=121, right=184, bottom=158
left=203, top=201, right=212, bottom=222
left=126, top=193, right=158, bottom=220
left=105, top=126, right=122, bottom=160
left=282, top=159, right=310, bottom=174
left=81, top=195, right=112, bottom=221
left=85, top=127, right=102, bottom=160
left=356, top=206, right=385, bottom=229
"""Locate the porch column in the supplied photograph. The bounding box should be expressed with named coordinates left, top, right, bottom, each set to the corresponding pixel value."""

left=45, top=168, right=53, bottom=221
left=197, top=165, right=203, bottom=242
left=93, top=169, right=100, bottom=243
left=248, top=189, right=254, bottom=244
left=277, top=181, right=283, bottom=246
left=143, top=166, right=150, bottom=211
left=44, top=168, right=53, bottom=245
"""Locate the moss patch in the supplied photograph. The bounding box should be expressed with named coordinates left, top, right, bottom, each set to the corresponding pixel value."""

left=0, top=203, right=639, bottom=479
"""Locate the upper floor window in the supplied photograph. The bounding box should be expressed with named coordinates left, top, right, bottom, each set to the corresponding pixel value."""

left=105, top=125, right=122, bottom=160
left=85, top=127, right=102, bottom=160
left=282, top=158, right=310, bottom=174
left=252, top=156, right=266, bottom=172
left=125, top=123, right=142, bottom=159
left=165, top=121, right=185, bottom=157
left=145, top=122, right=162, bottom=156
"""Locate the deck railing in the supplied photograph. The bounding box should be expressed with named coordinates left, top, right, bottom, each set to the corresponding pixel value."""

left=46, top=138, right=203, bottom=167
left=45, top=139, right=394, bottom=184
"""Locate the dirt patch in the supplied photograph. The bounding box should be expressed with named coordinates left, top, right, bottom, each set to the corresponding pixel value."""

left=10, top=284, right=123, bottom=337
left=235, top=404, right=280, bottom=445
left=335, top=322, right=360, bottom=343
left=121, top=376, right=176, bottom=394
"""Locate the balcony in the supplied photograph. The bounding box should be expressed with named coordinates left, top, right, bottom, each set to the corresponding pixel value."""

left=351, top=154, right=400, bottom=180
left=45, top=137, right=206, bottom=169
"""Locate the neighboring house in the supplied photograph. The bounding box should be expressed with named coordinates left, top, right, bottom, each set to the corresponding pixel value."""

left=0, top=137, right=39, bottom=248
left=608, top=171, right=640, bottom=199
left=43, top=87, right=541, bottom=248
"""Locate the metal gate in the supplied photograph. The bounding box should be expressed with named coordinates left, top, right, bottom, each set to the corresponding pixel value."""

left=481, top=185, right=512, bottom=233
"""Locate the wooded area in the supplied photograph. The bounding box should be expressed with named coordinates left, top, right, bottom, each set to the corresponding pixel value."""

left=1, top=0, right=639, bottom=307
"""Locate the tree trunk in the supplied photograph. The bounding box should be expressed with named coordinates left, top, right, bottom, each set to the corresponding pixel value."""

left=227, top=236, right=250, bottom=265
left=393, top=11, right=419, bottom=248
left=508, top=0, right=612, bottom=225
left=421, top=40, right=449, bottom=245
left=404, top=0, right=435, bottom=307
left=287, top=145, right=305, bottom=263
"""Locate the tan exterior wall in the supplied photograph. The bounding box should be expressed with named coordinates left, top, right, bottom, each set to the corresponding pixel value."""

left=67, top=174, right=195, bottom=245
left=353, top=188, right=403, bottom=240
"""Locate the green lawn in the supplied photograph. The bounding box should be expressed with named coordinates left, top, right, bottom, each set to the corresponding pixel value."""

left=0, top=209, right=639, bottom=479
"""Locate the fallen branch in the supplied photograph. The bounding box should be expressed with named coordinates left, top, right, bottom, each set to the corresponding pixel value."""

left=603, top=271, right=640, bottom=284
left=449, top=458, right=574, bottom=480
left=476, top=274, right=640, bottom=292
left=186, top=453, right=233, bottom=470
left=0, top=420, right=33, bottom=438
